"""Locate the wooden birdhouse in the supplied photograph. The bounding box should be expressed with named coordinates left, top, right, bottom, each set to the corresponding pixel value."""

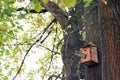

left=80, top=42, right=98, bottom=66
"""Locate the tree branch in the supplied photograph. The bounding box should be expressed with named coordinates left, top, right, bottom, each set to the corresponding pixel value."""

left=38, top=44, right=60, bottom=54
left=40, top=30, right=52, bottom=44
left=4, top=43, right=60, bottom=55
left=37, top=18, right=56, bottom=40
left=56, top=39, right=63, bottom=52
left=48, top=74, right=62, bottom=80
left=12, top=39, right=40, bottom=80
left=47, top=28, right=57, bottom=71
left=17, top=7, right=47, bottom=14
left=47, top=52, right=54, bottom=71
left=39, top=0, right=69, bottom=29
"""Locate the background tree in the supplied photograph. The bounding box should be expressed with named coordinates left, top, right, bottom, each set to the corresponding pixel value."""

left=85, top=0, right=120, bottom=80
left=99, top=0, right=120, bottom=80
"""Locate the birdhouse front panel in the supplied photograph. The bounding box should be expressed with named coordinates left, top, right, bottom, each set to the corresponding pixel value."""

left=80, top=47, right=91, bottom=65
left=80, top=46, right=98, bottom=66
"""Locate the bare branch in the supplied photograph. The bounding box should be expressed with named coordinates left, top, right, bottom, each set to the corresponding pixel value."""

left=38, top=44, right=60, bottom=54
left=41, top=28, right=61, bottom=77
left=48, top=74, right=62, bottom=80
left=17, top=7, right=47, bottom=14
left=17, top=7, right=24, bottom=11
left=40, top=30, right=52, bottom=44
left=47, top=27, right=59, bottom=71
left=47, top=53, right=54, bottom=71
left=56, top=39, right=63, bottom=52
left=36, top=18, right=56, bottom=40
left=4, top=43, right=60, bottom=55
left=12, top=39, right=40, bottom=80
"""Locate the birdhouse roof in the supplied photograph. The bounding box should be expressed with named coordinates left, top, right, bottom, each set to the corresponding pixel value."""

left=82, top=42, right=96, bottom=48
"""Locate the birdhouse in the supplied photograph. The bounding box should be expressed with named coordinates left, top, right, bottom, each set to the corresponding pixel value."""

left=80, top=42, right=98, bottom=66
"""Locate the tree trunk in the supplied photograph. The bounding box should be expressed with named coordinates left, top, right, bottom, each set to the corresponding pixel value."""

left=62, top=1, right=85, bottom=80
left=99, top=0, right=120, bottom=80
left=62, top=0, right=120, bottom=80
left=85, top=1, right=102, bottom=80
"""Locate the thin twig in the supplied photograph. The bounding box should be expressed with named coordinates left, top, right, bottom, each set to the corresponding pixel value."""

left=40, top=30, right=52, bottom=44
left=4, top=43, right=60, bottom=54
left=38, top=44, right=60, bottom=54
left=20, top=18, right=56, bottom=46
left=48, top=74, right=62, bottom=80
left=32, top=18, right=56, bottom=39
left=48, top=27, right=57, bottom=70
left=56, top=39, right=63, bottom=52
left=47, top=53, right=54, bottom=71
left=12, top=39, right=40, bottom=80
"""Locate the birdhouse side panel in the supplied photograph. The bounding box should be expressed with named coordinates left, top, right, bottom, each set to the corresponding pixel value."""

left=91, top=47, right=98, bottom=63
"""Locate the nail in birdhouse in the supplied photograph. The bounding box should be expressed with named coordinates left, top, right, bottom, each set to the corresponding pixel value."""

left=80, top=42, right=98, bottom=66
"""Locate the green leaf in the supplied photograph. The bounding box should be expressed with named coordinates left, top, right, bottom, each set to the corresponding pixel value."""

left=34, top=1, right=42, bottom=12
left=0, top=68, right=2, bottom=72
left=17, top=26, right=23, bottom=31
left=0, top=13, right=4, bottom=20
left=18, top=13, right=26, bottom=19
left=0, top=73, right=4, bottom=77
left=2, top=76, right=8, bottom=80
left=7, top=30, right=14, bottom=36
left=12, top=45, right=18, bottom=54
left=43, top=0, right=49, bottom=3
left=15, top=22, right=19, bottom=24
left=30, top=0, right=42, bottom=12
left=63, top=0, right=76, bottom=8
left=6, top=0, right=15, bottom=5
left=5, top=50, right=10, bottom=55
left=3, top=8, right=12, bottom=17
left=10, top=20, right=16, bottom=27
left=0, top=32, right=4, bottom=42
left=4, top=63, right=9, bottom=69
left=0, top=52, right=3, bottom=57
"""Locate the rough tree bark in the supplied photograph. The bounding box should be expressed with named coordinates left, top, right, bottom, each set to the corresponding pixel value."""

left=84, top=1, right=102, bottom=80
left=99, top=0, right=120, bottom=80
left=85, top=0, right=120, bottom=80
left=62, top=2, right=85, bottom=80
